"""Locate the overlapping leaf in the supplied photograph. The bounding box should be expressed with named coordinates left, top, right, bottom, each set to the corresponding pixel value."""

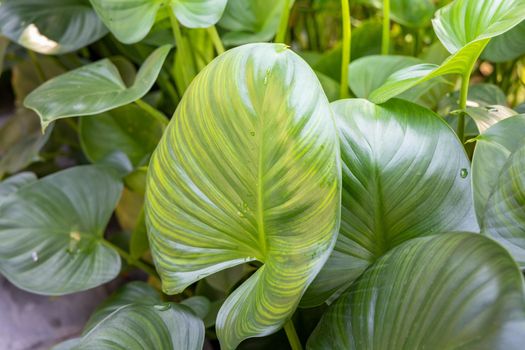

left=145, top=43, right=341, bottom=349
left=482, top=20, right=525, bottom=62
left=307, top=233, right=525, bottom=349
left=53, top=303, right=205, bottom=350
left=0, top=165, right=122, bottom=295
left=472, top=115, right=525, bottom=266
left=302, top=99, right=478, bottom=306
left=218, top=0, right=294, bottom=46
left=90, top=0, right=227, bottom=43
left=0, top=0, right=107, bottom=54
left=79, top=104, right=164, bottom=167
left=370, top=0, right=525, bottom=103
left=24, top=45, right=171, bottom=131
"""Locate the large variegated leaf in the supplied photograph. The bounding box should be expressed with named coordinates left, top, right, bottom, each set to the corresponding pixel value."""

left=472, top=115, right=525, bottom=266
left=90, top=0, right=227, bottom=43
left=307, top=233, right=525, bottom=350
left=0, top=165, right=122, bottom=295
left=218, top=0, right=293, bottom=46
left=370, top=0, right=525, bottom=103
left=24, top=45, right=170, bottom=131
left=146, top=43, right=341, bottom=349
left=0, top=0, right=107, bottom=54
left=53, top=303, right=205, bottom=350
left=302, top=99, right=478, bottom=306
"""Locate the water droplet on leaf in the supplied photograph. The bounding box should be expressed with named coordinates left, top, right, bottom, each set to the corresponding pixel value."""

left=31, top=251, right=38, bottom=262
left=154, top=303, right=171, bottom=311
left=460, top=168, right=468, bottom=178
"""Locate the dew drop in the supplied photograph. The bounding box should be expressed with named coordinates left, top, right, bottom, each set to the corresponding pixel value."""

left=249, top=131, right=255, bottom=136
left=31, top=251, right=38, bottom=262
left=263, top=68, right=271, bottom=85
left=460, top=168, right=468, bottom=178
left=236, top=211, right=244, bottom=218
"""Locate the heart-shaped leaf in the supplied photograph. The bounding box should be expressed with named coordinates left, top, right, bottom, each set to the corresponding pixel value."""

left=90, top=0, right=227, bottom=44
left=218, top=0, right=293, bottom=46
left=79, top=104, right=164, bottom=167
left=302, top=98, right=478, bottom=306
left=482, top=20, right=525, bottom=62
left=0, top=165, right=123, bottom=295
left=0, top=0, right=107, bottom=54
left=24, top=45, right=171, bottom=131
left=472, top=115, right=525, bottom=266
left=307, top=233, right=525, bottom=349
left=54, top=303, right=205, bottom=350
left=369, top=0, right=525, bottom=103
left=145, top=43, right=341, bottom=349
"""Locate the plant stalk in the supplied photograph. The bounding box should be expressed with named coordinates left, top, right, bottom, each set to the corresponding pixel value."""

left=135, top=99, right=169, bottom=128
left=169, top=11, right=194, bottom=90
left=381, top=0, right=390, bottom=55
left=457, top=73, right=470, bottom=142
left=101, top=239, right=160, bottom=280
left=340, top=0, right=351, bottom=99
left=284, top=319, right=303, bottom=350
left=207, top=26, right=225, bottom=55
left=27, top=50, right=46, bottom=82
left=276, top=0, right=292, bottom=43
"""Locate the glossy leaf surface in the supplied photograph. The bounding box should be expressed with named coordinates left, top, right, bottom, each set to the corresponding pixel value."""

left=218, top=0, right=292, bottom=46
left=79, top=104, right=164, bottom=167
left=472, top=115, right=525, bottom=266
left=0, top=166, right=122, bottom=295
left=24, top=45, right=171, bottom=130
left=482, top=20, right=525, bottom=62
left=90, top=0, right=227, bottom=43
left=0, top=172, right=36, bottom=206
left=57, top=303, right=205, bottom=350
left=0, top=0, right=107, bottom=54
left=146, top=43, right=340, bottom=349
left=307, top=233, right=525, bottom=350
left=370, top=0, right=525, bottom=103
left=303, top=99, right=478, bottom=306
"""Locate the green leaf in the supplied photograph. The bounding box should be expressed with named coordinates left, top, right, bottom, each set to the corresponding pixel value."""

left=145, top=43, right=340, bottom=349
left=438, top=83, right=508, bottom=115
left=85, top=281, right=161, bottom=331
left=472, top=115, right=525, bottom=266
left=24, top=45, right=171, bottom=131
left=302, top=99, right=478, bottom=306
left=370, top=0, right=525, bottom=103
left=0, top=165, right=123, bottom=295
left=79, top=104, right=164, bottom=167
left=181, top=296, right=211, bottom=320
left=0, top=36, right=8, bottom=77
left=218, top=0, right=293, bottom=46
left=390, top=0, right=435, bottom=27
left=55, top=303, right=205, bottom=350
left=307, top=233, right=525, bottom=350
left=90, top=0, right=227, bottom=44
left=482, top=20, right=525, bottom=62
left=465, top=105, right=517, bottom=133
left=432, top=0, right=525, bottom=54
left=0, top=0, right=107, bottom=54
left=0, top=172, right=36, bottom=206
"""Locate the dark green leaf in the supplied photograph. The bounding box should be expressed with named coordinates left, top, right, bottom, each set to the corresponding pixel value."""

left=472, top=115, right=525, bottom=266
left=307, top=233, right=525, bottom=350
left=303, top=98, right=478, bottom=306
left=482, top=20, right=525, bottom=62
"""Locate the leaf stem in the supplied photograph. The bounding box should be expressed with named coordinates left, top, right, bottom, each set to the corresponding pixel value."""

left=169, top=10, right=193, bottom=91
left=275, top=0, right=292, bottom=43
left=284, top=319, right=303, bottom=350
left=457, top=73, right=470, bottom=142
left=27, top=50, right=46, bottom=82
left=101, top=239, right=160, bottom=280
left=135, top=99, right=169, bottom=128
left=207, top=26, right=225, bottom=55
left=381, top=0, right=390, bottom=55
left=340, top=0, right=351, bottom=99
